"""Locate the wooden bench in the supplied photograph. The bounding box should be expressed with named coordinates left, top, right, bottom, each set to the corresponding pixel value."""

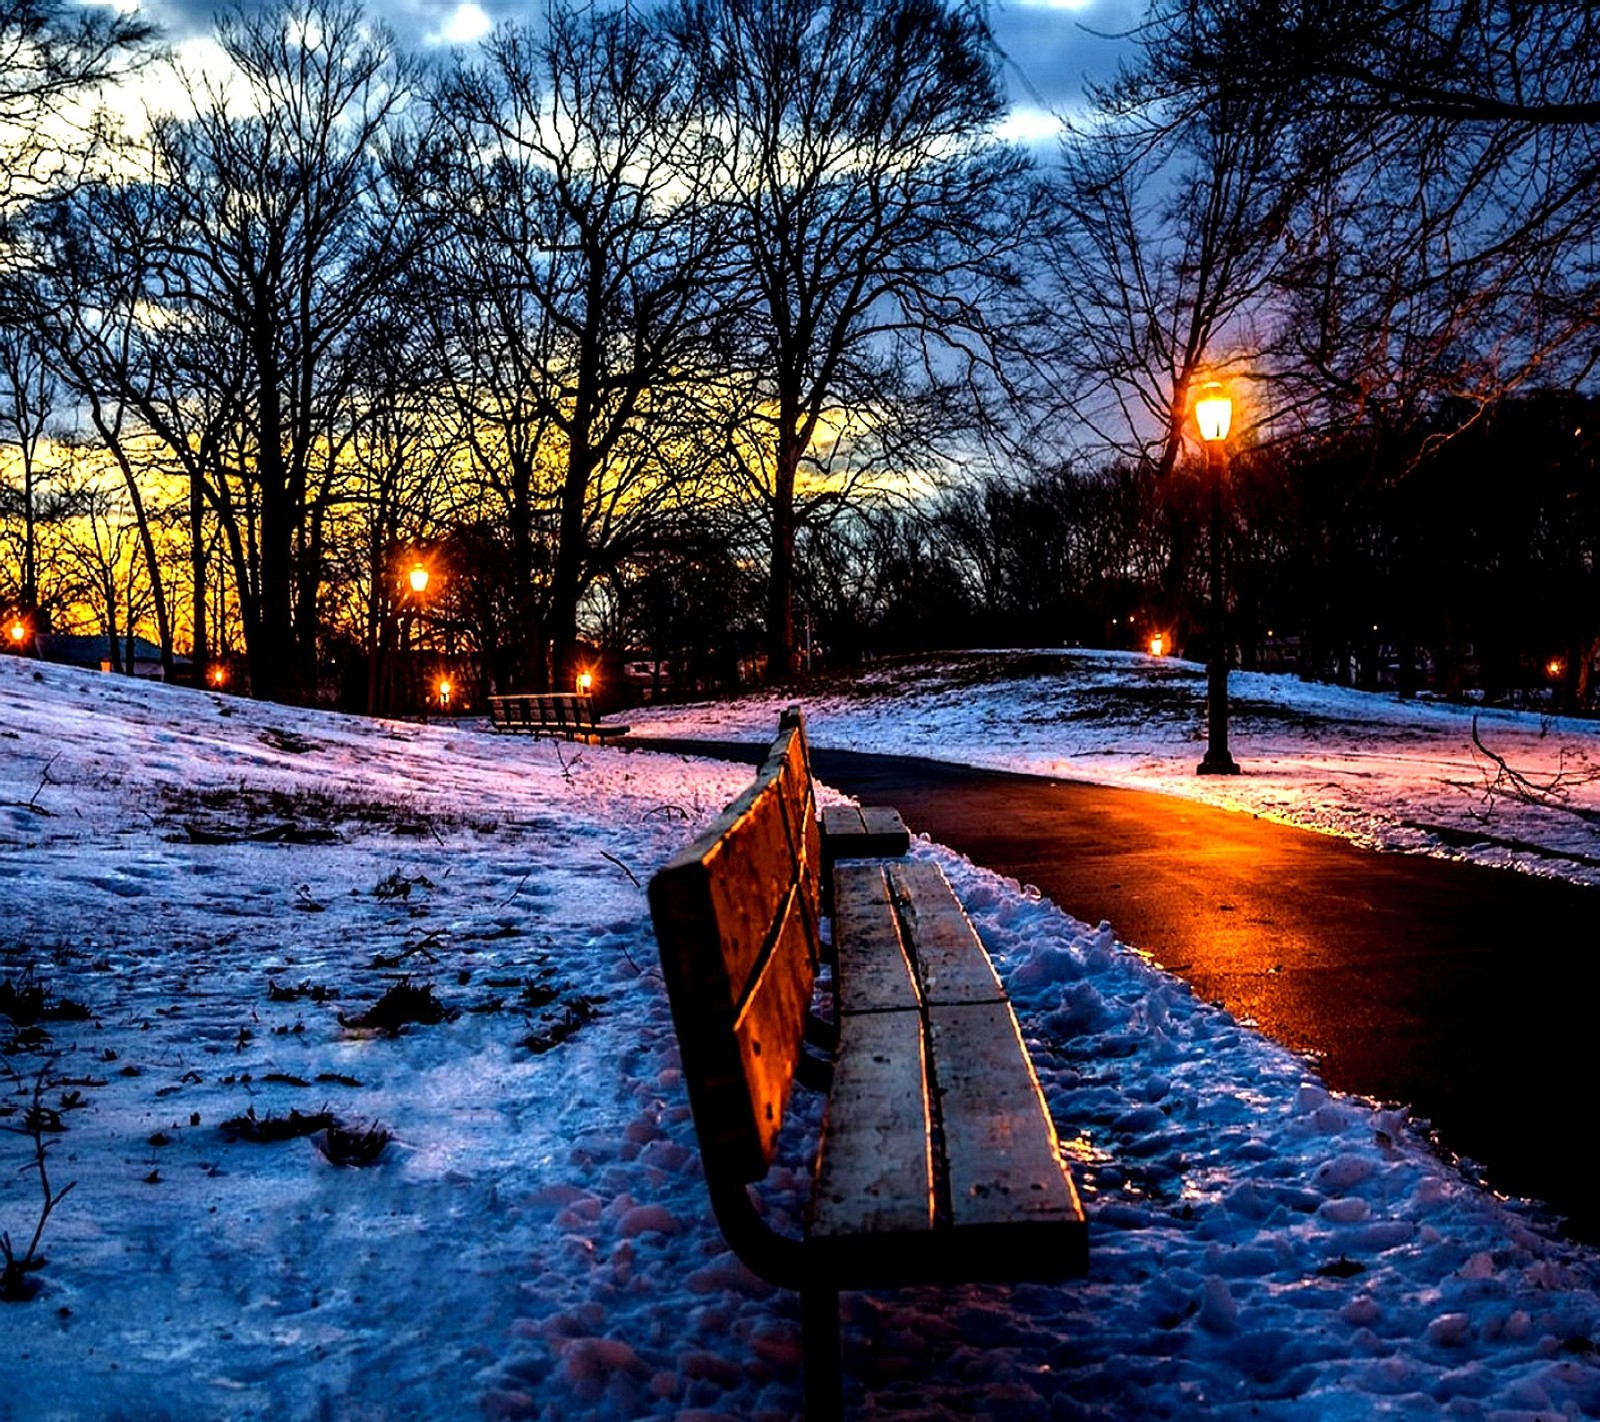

left=487, top=692, right=629, bottom=742
left=648, top=708, right=1086, bottom=1419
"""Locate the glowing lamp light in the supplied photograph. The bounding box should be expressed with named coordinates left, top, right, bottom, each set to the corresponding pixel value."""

left=1194, top=382, right=1233, bottom=443
left=1148, top=633, right=1165, bottom=657
left=7, top=618, right=25, bottom=645
left=408, top=564, right=430, bottom=596
left=438, top=678, right=453, bottom=706
left=1547, top=658, right=1565, bottom=679
left=576, top=670, right=594, bottom=695
left=209, top=665, right=227, bottom=687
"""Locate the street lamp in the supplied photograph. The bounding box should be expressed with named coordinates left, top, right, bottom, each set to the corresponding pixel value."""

left=397, top=557, right=434, bottom=717
left=7, top=616, right=26, bottom=649
left=1194, top=381, right=1240, bottom=776
left=576, top=670, right=593, bottom=696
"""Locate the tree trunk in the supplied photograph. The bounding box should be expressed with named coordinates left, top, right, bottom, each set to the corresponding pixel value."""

left=550, top=444, right=591, bottom=695
left=190, top=467, right=208, bottom=675
left=251, top=334, right=300, bottom=703
left=765, top=417, right=802, bottom=682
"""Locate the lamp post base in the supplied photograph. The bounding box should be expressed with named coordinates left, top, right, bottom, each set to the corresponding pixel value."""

left=1196, top=749, right=1241, bottom=776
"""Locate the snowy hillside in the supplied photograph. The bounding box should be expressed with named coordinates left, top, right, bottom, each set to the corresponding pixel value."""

left=631, top=649, right=1600, bottom=886
left=4, top=655, right=1600, bottom=1420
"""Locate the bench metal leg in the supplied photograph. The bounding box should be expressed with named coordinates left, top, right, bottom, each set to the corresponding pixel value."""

left=801, top=1283, right=842, bottom=1421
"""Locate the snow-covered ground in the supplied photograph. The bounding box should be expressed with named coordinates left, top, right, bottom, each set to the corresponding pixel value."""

left=630, top=649, right=1600, bottom=887
left=4, top=652, right=1600, bottom=1421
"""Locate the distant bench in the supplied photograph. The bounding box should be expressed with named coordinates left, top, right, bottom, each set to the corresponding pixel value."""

left=648, top=708, right=1085, bottom=1419
left=487, top=692, right=629, bottom=742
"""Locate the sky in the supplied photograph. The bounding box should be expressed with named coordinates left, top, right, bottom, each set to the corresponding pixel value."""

left=5, top=650, right=1600, bottom=1419
left=131, top=0, right=1145, bottom=138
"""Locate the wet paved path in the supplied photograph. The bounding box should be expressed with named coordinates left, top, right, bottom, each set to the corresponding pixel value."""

left=631, top=738, right=1600, bottom=1244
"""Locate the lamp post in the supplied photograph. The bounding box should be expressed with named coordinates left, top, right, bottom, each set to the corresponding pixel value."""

left=1194, top=382, right=1240, bottom=776
left=404, top=561, right=431, bottom=720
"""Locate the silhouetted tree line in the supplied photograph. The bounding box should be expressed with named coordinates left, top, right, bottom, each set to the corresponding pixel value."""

left=803, top=392, right=1600, bottom=710
left=3, top=0, right=1599, bottom=712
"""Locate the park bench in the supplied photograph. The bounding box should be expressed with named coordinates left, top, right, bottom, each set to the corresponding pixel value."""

left=486, top=692, right=629, bottom=742
left=647, top=708, right=1086, bottom=1419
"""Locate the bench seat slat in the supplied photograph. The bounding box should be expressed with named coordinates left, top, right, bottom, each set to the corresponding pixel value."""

left=822, top=803, right=911, bottom=862
left=929, top=998, right=1086, bottom=1260
left=832, top=863, right=920, bottom=1015
left=810, top=1008, right=933, bottom=1242
left=889, top=861, right=1006, bottom=1006
left=860, top=806, right=910, bottom=847
left=821, top=804, right=868, bottom=838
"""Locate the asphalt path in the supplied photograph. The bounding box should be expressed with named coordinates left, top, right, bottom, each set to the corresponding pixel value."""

left=630, top=737, right=1600, bottom=1246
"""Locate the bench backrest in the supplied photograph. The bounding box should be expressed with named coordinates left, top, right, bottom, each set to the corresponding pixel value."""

left=648, top=709, right=822, bottom=1185
left=488, top=692, right=601, bottom=728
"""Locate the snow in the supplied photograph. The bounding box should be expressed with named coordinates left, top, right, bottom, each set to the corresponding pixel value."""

left=629, top=649, right=1600, bottom=887
left=4, top=651, right=1600, bottom=1421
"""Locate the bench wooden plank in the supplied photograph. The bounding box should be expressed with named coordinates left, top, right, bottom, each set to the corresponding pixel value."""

left=810, top=1008, right=934, bottom=1242
left=488, top=691, right=629, bottom=740
left=649, top=706, right=1087, bottom=1413
left=832, top=863, right=920, bottom=1015
left=888, top=860, right=1006, bottom=1006
left=860, top=806, right=911, bottom=848
left=650, top=722, right=818, bottom=1181
left=929, top=999, right=1086, bottom=1246
left=822, top=803, right=911, bottom=862
left=822, top=803, right=867, bottom=839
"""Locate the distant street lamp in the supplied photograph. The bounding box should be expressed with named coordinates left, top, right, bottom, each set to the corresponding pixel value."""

left=1148, top=633, right=1166, bottom=658
left=7, top=616, right=27, bottom=648
left=576, top=670, right=594, bottom=696
left=1195, top=382, right=1240, bottom=776
left=400, top=556, right=434, bottom=717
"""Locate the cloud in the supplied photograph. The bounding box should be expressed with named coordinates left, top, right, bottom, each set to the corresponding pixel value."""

left=136, top=0, right=512, bottom=47
left=991, top=0, right=1143, bottom=114
left=129, top=0, right=1137, bottom=132
left=431, top=2, right=493, bottom=45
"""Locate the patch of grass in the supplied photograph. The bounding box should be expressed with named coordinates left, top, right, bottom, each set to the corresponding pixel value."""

left=522, top=995, right=602, bottom=1055
left=260, top=727, right=320, bottom=755
left=339, top=980, right=457, bottom=1033
left=0, top=975, right=91, bottom=1029
left=267, top=980, right=334, bottom=1004
left=219, top=1106, right=336, bottom=1143
left=372, top=870, right=435, bottom=901
left=160, top=785, right=479, bottom=844
left=317, top=1122, right=390, bottom=1168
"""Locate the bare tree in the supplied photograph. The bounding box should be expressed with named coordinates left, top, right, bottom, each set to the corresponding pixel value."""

left=1129, top=0, right=1600, bottom=427
left=1043, top=93, right=1299, bottom=475
left=0, top=325, right=56, bottom=612
left=426, top=3, right=729, bottom=693
left=117, top=0, right=424, bottom=702
left=0, top=0, right=153, bottom=235
left=672, top=0, right=1037, bottom=679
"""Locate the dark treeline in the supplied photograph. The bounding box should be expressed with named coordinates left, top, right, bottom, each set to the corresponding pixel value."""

left=821, top=390, right=1600, bottom=710
left=2, top=0, right=1598, bottom=712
